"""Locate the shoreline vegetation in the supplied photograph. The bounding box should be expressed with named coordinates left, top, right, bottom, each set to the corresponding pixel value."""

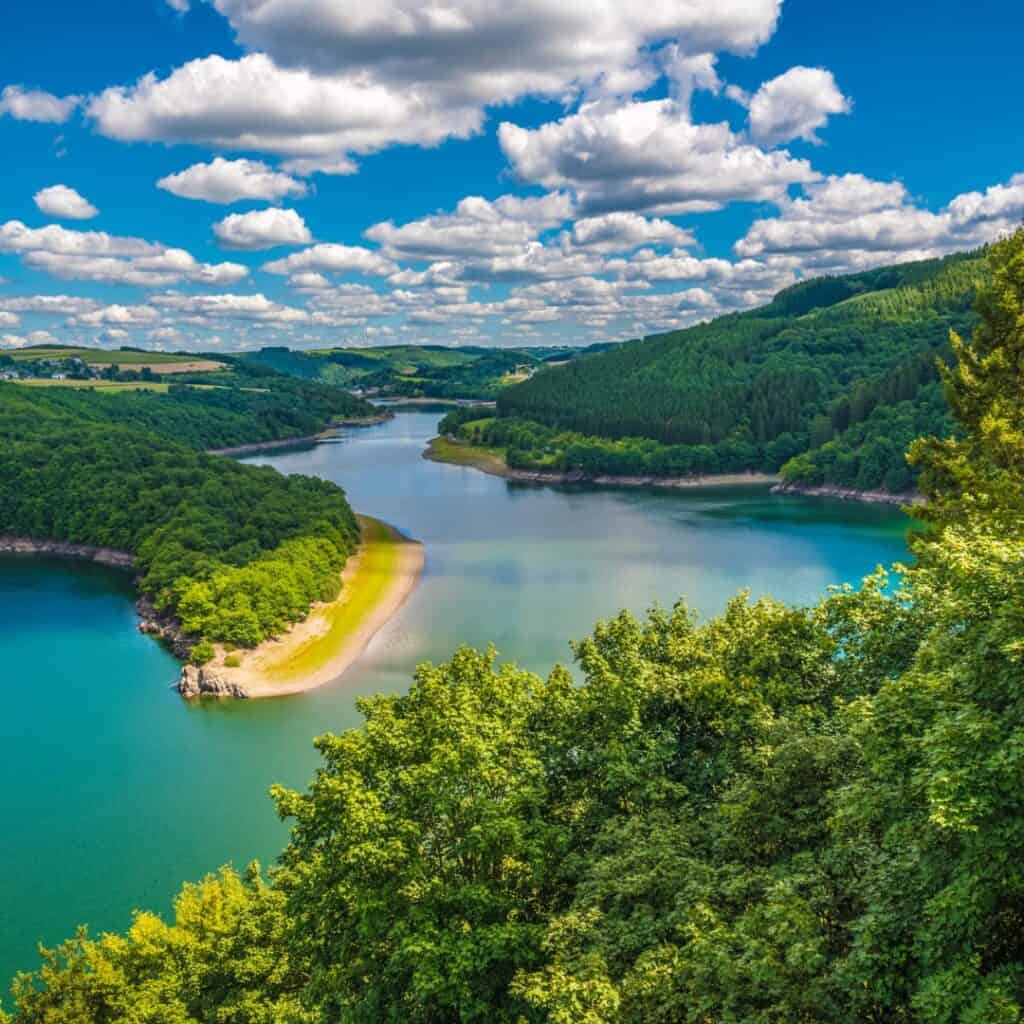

left=494, top=252, right=983, bottom=497
left=425, top=435, right=781, bottom=489
left=178, top=515, right=423, bottom=699
left=0, top=380, right=409, bottom=682
left=425, top=435, right=920, bottom=503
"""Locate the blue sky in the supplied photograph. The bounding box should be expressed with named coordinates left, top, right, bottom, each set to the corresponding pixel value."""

left=2, top=0, right=1022, bottom=352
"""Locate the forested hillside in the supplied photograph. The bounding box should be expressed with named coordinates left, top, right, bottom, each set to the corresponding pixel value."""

left=0, top=363, right=376, bottom=450
left=0, top=381, right=364, bottom=660
left=494, top=251, right=985, bottom=490
left=5, top=233, right=1023, bottom=1024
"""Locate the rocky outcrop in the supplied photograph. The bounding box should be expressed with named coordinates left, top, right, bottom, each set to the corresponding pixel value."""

left=771, top=482, right=923, bottom=507
left=178, top=665, right=249, bottom=699
left=0, top=536, right=135, bottom=569
left=137, top=596, right=195, bottom=659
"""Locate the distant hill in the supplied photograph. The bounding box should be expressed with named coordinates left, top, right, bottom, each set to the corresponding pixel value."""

left=243, top=343, right=612, bottom=400
left=492, top=250, right=986, bottom=492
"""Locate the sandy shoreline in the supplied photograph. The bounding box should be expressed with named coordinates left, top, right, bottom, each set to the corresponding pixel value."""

left=184, top=516, right=424, bottom=699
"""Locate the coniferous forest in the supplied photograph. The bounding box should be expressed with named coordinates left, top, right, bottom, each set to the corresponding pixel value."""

left=482, top=251, right=985, bottom=491
left=5, top=232, right=1023, bottom=1024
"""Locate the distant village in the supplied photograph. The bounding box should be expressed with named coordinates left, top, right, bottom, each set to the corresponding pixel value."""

left=0, top=355, right=162, bottom=384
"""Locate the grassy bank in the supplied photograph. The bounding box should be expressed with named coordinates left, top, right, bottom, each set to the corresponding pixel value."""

left=209, top=515, right=424, bottom=697
left=425, top=435, right=510, bottom=475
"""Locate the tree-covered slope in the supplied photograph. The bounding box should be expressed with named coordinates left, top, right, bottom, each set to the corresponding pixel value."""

left=495, top=251, right=985, bottom=489
left=0, top=361, right=376, bottom=450
left=0, top=382, right=362, bottom=659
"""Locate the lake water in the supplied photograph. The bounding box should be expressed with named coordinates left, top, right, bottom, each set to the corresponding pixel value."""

left=0, top=411, right=912, bottom=992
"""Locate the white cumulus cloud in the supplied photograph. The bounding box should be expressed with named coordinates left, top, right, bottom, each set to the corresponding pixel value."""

left=76, top=304, right=161, bottom=327
left=34, top=185, right=99, bottom=220
left=365, top=193, right=573, bottom=261
left=735, top=172, right=1024, bottom=273
left=563, top=212, right=695, bottom=253
left=1, top=330, right=61, bottom=349
left=213, top=207, right=312, bottom=250
left=157, top=157, right=309, bottom=203
left=746, top=66, right=851, bottom=146
left=151, top=291, right=310, bottom=324
left=87, top=54, right=484, bottom=168
left=0, top=85, right=79, bottom=123
left=212, top=0, right=780, bottom=103
left=0, top=221, right=249, bottom=287
left=500, top=98, right=818, bottom=214
left=263, top=243, right=397, bottom=277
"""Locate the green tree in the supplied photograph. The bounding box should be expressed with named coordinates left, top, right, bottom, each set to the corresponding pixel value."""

left=911, top=227, right=1024, bottom=529
left=7, top=867, right=310, bottom=1024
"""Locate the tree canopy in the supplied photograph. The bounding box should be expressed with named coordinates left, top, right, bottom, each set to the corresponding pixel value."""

left=485, top=251, right=985, bottom=490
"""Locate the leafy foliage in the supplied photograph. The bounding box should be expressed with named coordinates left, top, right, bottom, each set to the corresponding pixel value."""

left=910, top=228, right=1024, bottom=530
left=7, top=867, right=312, bottom=1024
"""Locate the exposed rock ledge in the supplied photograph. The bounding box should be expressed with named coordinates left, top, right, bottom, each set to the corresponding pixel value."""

left=178, top=665, right=249, bottom=699
left=0, top=537, right=199, bottom=660
left=137, top=595, right=194, bottom=660
left=771, top=482, right=923, bottom=506
left=0, top=536, right=135, bottom=569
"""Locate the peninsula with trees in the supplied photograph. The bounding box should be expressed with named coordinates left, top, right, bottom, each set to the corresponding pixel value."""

left=0, top=366, right=421, bottom=694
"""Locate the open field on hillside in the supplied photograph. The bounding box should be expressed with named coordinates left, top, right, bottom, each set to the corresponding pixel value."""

left=8, top=348, right=225, bottom=372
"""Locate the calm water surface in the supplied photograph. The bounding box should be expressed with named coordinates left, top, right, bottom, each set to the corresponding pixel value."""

left=1, top=411, right=911, bottom=991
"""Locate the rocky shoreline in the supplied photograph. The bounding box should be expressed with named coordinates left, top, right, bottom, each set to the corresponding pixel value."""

left=178, top=665, right=250, bottom=698
left=505, top=467, right=780, bottom=489
left=770, top=481, right=922, bottom=506
left=207, top=412, right=393, bottom=457
left=136, top=595, right=195, bottom=661
left=0, top=536, right=136, bottom=569
left=0, top=535, right=199, bottom=670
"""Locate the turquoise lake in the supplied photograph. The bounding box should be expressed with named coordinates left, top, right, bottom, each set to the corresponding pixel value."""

left=0, top=411, right=913, bottom=992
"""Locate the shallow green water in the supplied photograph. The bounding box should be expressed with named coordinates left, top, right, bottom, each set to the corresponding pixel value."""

left=0, top=412, right=912, bottom=992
